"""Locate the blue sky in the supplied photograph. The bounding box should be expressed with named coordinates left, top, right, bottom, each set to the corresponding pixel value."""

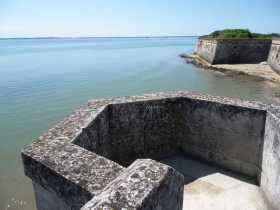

left=0, top=0, right=279, bottom=37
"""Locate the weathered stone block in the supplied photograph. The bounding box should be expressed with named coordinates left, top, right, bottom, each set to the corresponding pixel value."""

left=81, top=159, right=184, bottom=210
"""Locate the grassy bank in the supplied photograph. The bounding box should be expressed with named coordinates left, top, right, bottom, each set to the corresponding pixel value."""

left=201, top=29, right=280, bottom=39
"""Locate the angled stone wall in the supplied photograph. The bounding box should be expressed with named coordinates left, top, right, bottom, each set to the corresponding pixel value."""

left=196, top=38, right=218, bottom=64
left=179, top=98, right=266, bottom=177
left=268, top=39, right=280, bottom=75
left=73, top=98, right=183, bottom=166
left=74, top=96, right=266, bottom=177
left=106, top=98, right=184, bottom=166
left=197, top=38, right=272, bottom=64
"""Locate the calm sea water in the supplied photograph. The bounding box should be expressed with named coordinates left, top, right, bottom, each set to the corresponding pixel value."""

left=1, top=37, right=280, bottom=210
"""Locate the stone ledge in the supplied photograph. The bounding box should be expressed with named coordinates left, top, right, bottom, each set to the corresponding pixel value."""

left=81, top=159, right=184, bottom=210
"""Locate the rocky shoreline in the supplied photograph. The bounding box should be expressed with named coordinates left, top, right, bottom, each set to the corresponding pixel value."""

left=180, top=53, right=280, bottom=83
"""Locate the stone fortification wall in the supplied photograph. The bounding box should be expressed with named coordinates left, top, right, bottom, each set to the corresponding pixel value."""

left=197, top=38, right=271, bottom=64
left=81, top=159, right=184, bottom=210
left=74, top=96, right=266, bottom=177
left=268, top=39, right=280, bottom=75
left=179, top=98, right=266, bottom=177
left=196, top=38, right=218, bottom=64
left=22, top=91, right=280, bottom=210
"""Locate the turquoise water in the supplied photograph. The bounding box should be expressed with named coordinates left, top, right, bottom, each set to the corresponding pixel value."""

left=1, top=37, right=280, bottom=210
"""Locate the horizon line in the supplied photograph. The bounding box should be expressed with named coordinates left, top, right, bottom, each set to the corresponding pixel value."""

left=0, top=35, right=200, bottom=40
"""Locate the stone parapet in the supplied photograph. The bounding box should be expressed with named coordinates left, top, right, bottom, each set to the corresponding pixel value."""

left=81, top=159, right=184, bottom=210
left=22, top=91, right=280, bottom=210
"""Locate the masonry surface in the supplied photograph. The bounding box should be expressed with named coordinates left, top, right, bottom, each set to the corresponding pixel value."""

left=22, top=91, right=280, bottom=210
left=196, top=38, right=272, bottom=64
left=268, top=39, right=280, bottom=75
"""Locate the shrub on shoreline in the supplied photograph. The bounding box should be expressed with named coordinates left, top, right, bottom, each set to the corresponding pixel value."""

left=201, top=29, right=280, bottom=39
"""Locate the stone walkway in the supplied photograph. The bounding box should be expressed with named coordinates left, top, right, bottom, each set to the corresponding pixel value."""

left=160, top=155, right=269, bottom=210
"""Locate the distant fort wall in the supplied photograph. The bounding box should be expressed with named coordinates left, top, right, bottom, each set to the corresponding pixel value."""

left=268, top=39, right=280, bottom=75
left=196, top=38, right=272, bottom=64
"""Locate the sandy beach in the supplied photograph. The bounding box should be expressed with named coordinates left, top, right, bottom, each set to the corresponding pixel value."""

left=181, top=53, right=280, bottom=83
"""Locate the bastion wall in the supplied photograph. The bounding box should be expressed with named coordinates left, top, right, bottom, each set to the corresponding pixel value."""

left=196, top=38, right=272, bottom=64
left=268, top=39, right=280, bottom=75
left=22, top=91, right=280, bottom=210
left=196, top=39, right=218, bottom=64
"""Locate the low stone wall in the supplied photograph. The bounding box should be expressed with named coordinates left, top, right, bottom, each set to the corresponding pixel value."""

left=197, top=38, right=272, bottom=64
left=74, top=99, right=182, bottom=166
left=22, top=91, right=280, bottom=210
left=74, top=97, right=266, bottom=177
left=179, top=98, right=266, bottom=177
left=261, top=109, right=280, bottom=209
left=268, top=39, right=280, bottom=75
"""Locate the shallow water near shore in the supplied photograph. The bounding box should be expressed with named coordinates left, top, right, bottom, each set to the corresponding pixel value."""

left=1, top=37, right=280, bottom=210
